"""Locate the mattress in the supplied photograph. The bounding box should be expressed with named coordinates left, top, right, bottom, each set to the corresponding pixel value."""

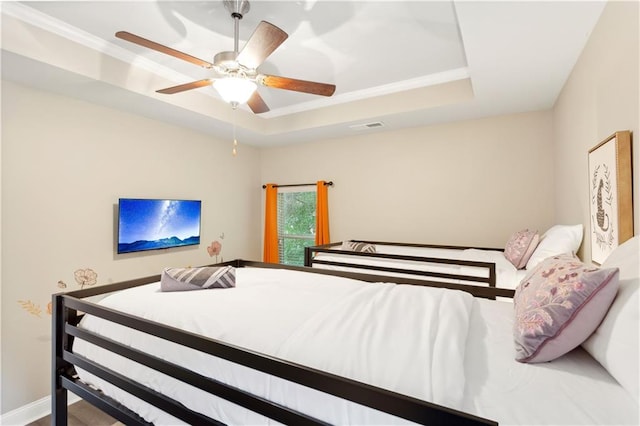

left=311, top=244, right=527, bottom=290
left=73, top=267, right=638, bottom=425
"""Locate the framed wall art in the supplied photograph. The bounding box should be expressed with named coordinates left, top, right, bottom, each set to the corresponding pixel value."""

left=588, top=130, right=633, bottom=264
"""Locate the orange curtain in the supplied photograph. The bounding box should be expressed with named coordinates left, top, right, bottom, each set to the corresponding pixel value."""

left=263, top=184, right=279, bottom=263
left=315, top=181, right=330, bottom=245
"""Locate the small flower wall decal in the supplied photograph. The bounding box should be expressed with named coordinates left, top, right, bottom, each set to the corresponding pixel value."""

left=74, top=268, right=98, bottom=289
left=19, top=269, right=98, bottom=318
left=207, top=240, right=223, bottom=263
left=207, top=241, right=222, bottom=256
left=18, top=300, right=42, bottom=317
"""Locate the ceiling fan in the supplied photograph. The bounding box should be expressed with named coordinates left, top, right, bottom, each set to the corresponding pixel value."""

left=115, top=0, right=336, bottom=114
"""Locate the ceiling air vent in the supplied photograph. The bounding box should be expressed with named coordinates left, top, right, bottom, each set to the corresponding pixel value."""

left=349, top=121, right=385, bottom=131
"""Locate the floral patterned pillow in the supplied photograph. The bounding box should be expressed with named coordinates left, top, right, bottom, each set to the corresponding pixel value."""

left=513, top=253, right=619, bottom=363
left=504, top=229, right=539, bottom=269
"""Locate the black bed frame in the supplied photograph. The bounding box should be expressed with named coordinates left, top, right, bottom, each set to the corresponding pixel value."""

left=305, top=240, right=515, bottom=300
left=53, top=260, right=508, bottom=425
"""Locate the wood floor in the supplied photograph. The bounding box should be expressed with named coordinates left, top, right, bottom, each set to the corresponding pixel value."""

left=26, top=400, right=121, bottom=426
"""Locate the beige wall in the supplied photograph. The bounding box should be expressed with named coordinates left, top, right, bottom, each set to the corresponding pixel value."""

left=0, top=79, right=3, bottom=413
left=0, top=81, right=262, bottom=412
left=260, top=111, right=555, bottom=248
left=553, top=0, right=639, bottom=259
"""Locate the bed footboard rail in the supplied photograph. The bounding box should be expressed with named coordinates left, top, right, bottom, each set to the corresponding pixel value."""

left=52, top=268, right=499, bottom=426
left=305, top=241, right=500, bottom=297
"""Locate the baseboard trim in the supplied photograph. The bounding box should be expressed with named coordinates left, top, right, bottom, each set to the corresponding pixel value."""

left=1, top=393, right=81, bottom=425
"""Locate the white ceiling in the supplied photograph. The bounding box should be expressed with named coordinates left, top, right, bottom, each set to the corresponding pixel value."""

left=1, top=1, right=606, bottom=146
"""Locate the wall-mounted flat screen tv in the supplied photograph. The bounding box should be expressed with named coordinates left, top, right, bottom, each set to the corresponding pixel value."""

left=117, top=198, right=202, bottom=254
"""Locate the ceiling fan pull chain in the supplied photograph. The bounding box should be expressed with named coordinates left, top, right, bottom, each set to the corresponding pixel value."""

left=232, top=108, right=238, bottom=157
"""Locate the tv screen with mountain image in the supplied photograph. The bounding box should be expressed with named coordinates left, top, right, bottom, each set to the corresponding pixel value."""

left=117, top=198, right=201, bottom=254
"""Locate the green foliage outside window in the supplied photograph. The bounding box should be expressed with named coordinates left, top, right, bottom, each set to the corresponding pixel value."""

left=278, top=191, right=316, bottom=266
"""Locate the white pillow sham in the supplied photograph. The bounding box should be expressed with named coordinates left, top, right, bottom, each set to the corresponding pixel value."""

left=581, top=235, right=639, bottom=402
left=525, top=224, right=583, bottom=270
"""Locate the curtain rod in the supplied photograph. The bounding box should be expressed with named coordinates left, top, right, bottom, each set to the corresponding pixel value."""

left=262, top=181, right=333, bottom=189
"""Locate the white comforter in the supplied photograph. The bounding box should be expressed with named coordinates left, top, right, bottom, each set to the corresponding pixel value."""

left=74, top=267, right=474, bottom=425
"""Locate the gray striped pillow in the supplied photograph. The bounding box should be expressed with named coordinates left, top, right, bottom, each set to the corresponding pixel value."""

left=341, top=240, right=376, bottom=253
left=160, top=266, right=236, bottom=292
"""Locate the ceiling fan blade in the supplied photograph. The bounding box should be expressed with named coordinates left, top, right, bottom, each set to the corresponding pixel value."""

left=236, top=21, right=288, bottom=69
left=156, top=79, right=213, bottom=94
left=115, top=31, right=214, bottom=69
left=247, top=91, right=270, bottom=114
left=259, top=75, right=336, bottom=97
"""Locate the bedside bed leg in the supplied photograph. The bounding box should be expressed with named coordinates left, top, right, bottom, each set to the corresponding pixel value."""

left=52, top=294, right=68, bottom=426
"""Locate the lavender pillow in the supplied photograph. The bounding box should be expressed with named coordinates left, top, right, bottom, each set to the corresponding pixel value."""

left=504, top=229, right=539, bottom=269
left=513, top=253, right=619, bottom=363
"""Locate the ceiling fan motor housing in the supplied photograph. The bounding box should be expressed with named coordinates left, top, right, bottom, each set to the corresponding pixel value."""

left=214, top=51, right=256, bottom=79
left=214, top=51, right=239, bottom=69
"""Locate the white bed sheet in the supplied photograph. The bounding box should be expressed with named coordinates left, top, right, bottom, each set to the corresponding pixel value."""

left=74, top=267, right=474, bottom=425
left=73, top=267, right=639, bottom=425
left=312, top=244, right=526, bottom=290
left=464, top=299, right=639, bottom=425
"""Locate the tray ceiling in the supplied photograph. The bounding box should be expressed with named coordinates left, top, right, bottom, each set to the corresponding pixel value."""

left=1, top=1, right=606, bottom=146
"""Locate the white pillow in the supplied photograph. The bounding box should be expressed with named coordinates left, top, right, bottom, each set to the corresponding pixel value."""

left=582, top=235, right=639, bottom=402
left=525, top=224, right=583, bottom=270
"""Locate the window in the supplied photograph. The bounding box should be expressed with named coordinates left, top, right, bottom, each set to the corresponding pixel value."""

left=277, top=189, right=316, bottom=266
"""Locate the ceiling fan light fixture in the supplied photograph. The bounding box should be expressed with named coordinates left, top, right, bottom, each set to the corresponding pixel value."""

left=213, top=77, right=257, bottom=105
